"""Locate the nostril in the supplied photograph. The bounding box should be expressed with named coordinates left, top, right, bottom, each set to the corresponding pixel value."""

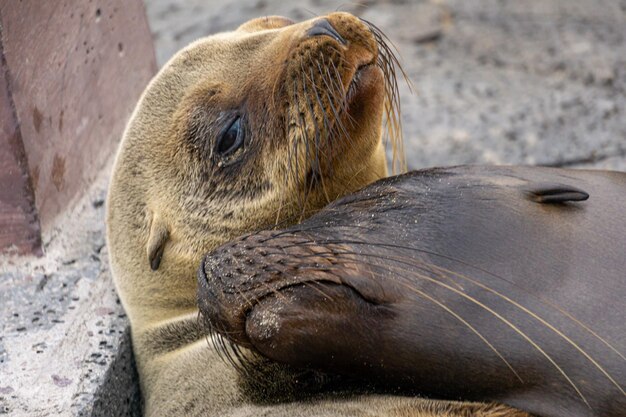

left=306, top=18, right=346, bottom=45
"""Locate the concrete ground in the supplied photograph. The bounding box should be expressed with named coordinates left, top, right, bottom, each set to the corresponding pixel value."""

left=1, top=1, right=624, bottom=416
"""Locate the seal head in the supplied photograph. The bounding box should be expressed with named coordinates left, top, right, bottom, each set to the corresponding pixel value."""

left=200, top=165, right=626, bottom=417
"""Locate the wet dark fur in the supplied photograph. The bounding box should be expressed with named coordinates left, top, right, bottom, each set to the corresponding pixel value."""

left=199, top=165, right=626, bottom=417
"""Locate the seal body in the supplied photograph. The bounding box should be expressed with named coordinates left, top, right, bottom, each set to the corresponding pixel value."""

left=200, top=165, right=626, bottom=417
left=107, top=12, right=519, bottom=417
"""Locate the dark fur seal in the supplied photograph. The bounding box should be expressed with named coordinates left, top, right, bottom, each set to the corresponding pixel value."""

left=199, top=165, right=626, bottom=417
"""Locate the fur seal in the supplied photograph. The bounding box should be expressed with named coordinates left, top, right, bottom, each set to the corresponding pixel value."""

left=106, top=12, right=519, bottom=417
left=200, top=165, right=626, bottom=417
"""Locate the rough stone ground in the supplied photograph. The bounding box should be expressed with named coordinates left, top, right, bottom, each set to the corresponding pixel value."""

left=1, top=0, right=624, bottom=416
left=147, top=0, right=626, bottom=170
left=0, top=161, right=140, bottom=416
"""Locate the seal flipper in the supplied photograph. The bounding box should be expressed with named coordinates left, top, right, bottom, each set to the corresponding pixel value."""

left=525, top=183, right=589, bottom=204
left=147, top=213, right=169, bottom=271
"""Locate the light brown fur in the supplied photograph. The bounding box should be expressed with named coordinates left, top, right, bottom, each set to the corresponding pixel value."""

left=106, top=13, right=527, bottom=417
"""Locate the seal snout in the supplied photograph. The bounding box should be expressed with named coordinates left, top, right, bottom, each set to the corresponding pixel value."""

left=197, top=232, right=309, bottom=348
left=197, top=229, right=393, bottom=363
left=307, top=18, right=347, bottom=45
left=244, top=281, right=388, bottom=370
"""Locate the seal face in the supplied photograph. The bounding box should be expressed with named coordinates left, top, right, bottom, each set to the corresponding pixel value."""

left=200, top=165, right=626, bottom=417
left=107, top=12, right=416, bottom=416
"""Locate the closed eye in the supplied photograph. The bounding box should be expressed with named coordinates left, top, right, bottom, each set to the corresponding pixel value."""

left=216, top=117, right=244, bottom=157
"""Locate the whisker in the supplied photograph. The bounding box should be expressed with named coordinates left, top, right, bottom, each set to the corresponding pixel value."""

left=292, top=77, right=306, bottom=210
left=401, top=281, right=523, bottom=384
left=360, top=18, right=410, bottom=173
left=314, top=250, right=589, bottom=406
left=316, top=58, right=352, bottom=145
left=297, top=72, right=317, bottom=180
left=265, top=237, right=610, bottom=405
left=252, top=248, right=522, bottom=383
left=281, top=232, right=625, bottom=363
left=307, top=66, right=334, bottom=198
left=426, top=262, right=626, bottom=396
left=304, top=280, right=339, bottom=303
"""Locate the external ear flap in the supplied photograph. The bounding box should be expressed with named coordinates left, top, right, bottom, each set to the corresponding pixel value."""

left=147, top=213, right=169, bottom=271
left=525, top=183, right=589, bottom=204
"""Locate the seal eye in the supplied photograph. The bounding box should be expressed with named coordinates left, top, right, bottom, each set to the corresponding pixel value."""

left=216, top=117, right=244, bottom=157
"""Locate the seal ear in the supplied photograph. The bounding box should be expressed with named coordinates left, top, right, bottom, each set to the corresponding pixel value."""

left=147, top=213, right=169, bottom=271
left=525, top=183, right=589, bottom=204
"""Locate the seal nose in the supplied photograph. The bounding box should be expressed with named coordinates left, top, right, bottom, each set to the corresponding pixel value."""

left=307, top=18, right=347, bottom=45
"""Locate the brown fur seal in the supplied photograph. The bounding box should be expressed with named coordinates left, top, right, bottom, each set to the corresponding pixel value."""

left=106, top=12, right=525, bottom=417
left=200, top=165, right=626, bottom=417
